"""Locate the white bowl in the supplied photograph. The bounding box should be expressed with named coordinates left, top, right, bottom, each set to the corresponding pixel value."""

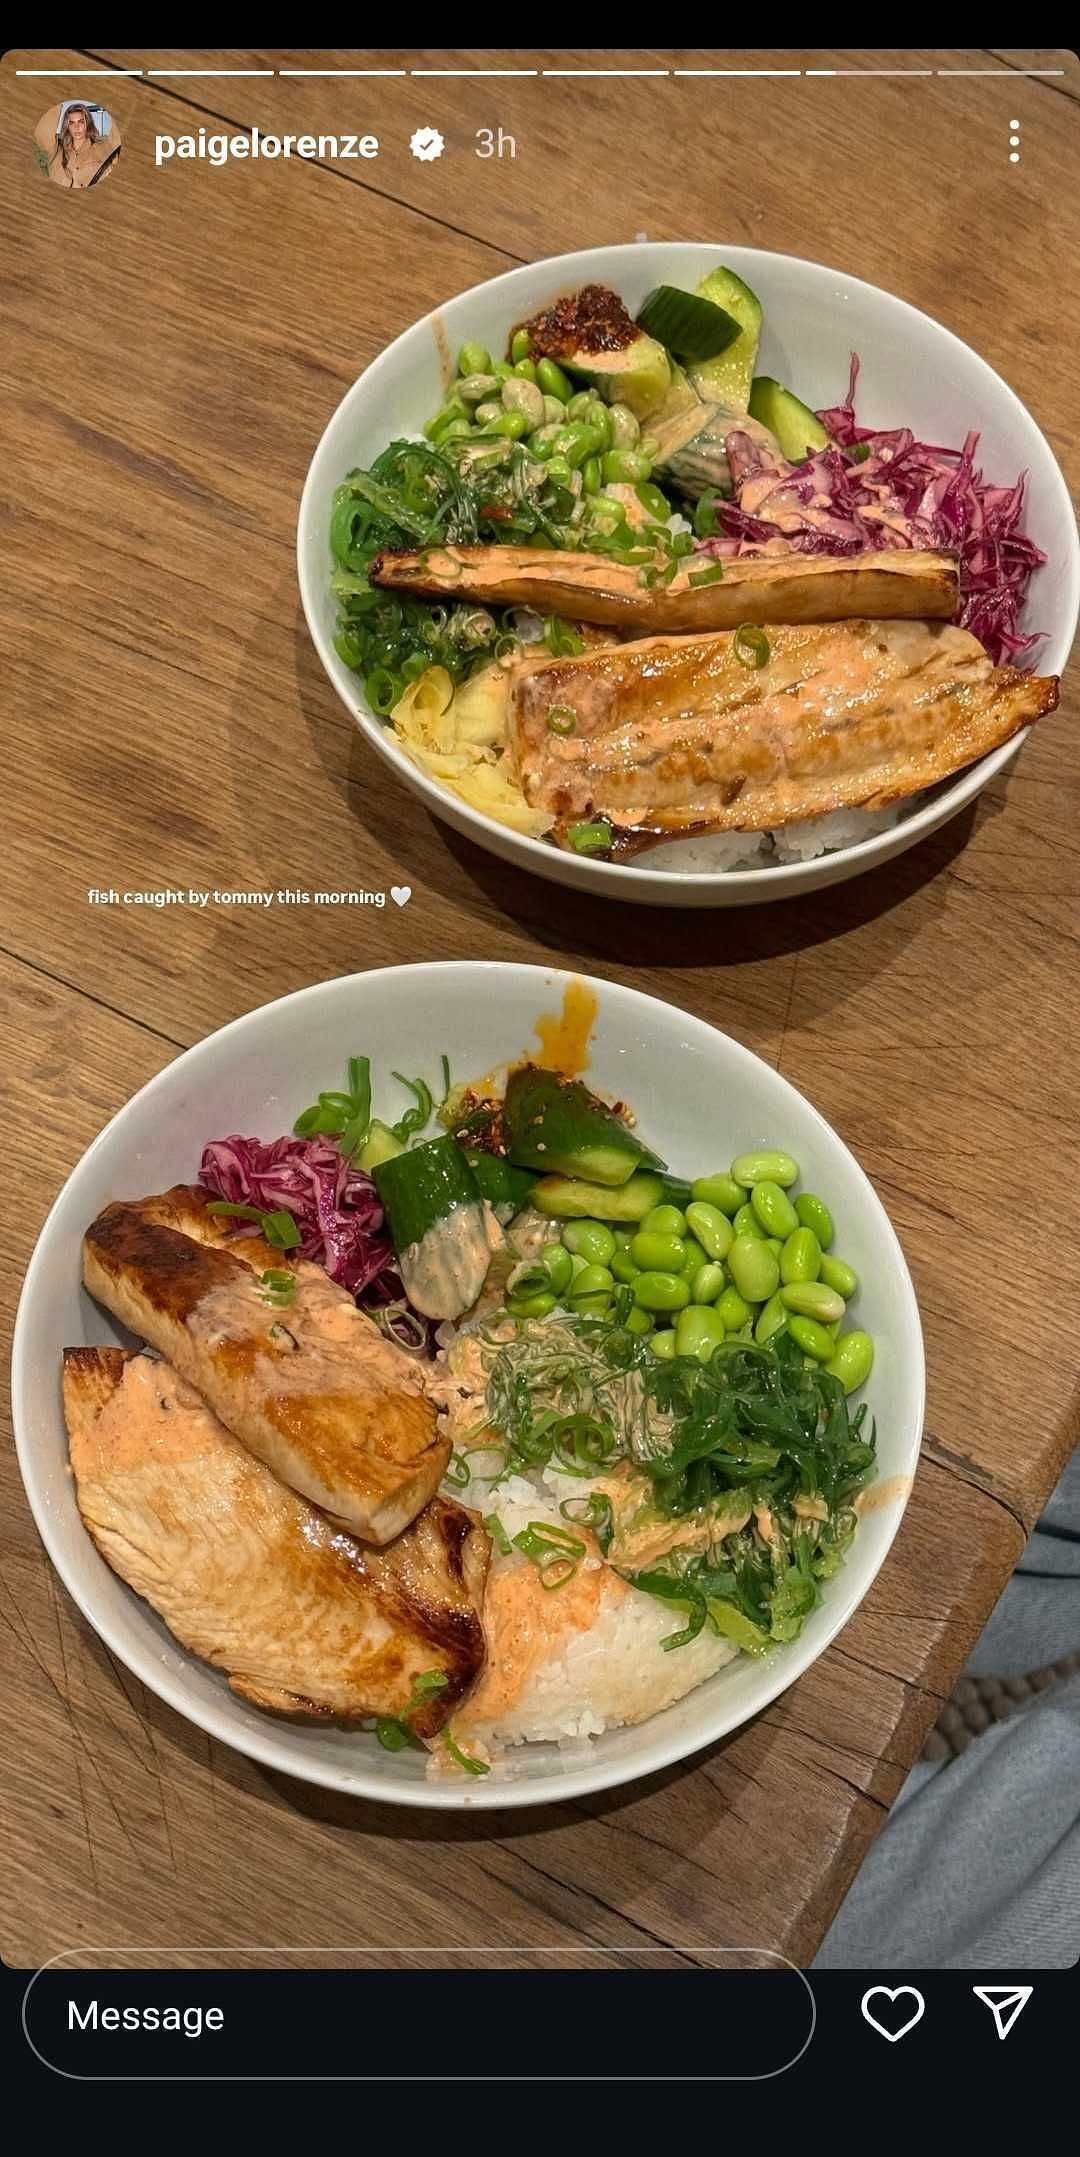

left=298, top=242, right=1078, bottom=909
left=13, top=963, right=924, bottom=1809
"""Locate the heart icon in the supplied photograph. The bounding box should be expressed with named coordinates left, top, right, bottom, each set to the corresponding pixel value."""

left=390, top=886, right=412, bottom=909
left=860, top=1986, right=925, bottom=2042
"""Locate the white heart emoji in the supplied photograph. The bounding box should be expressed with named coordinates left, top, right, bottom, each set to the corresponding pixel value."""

left=860, top=1986, right=925, bottom=2042
left=390, top=886, right=412, bottom=909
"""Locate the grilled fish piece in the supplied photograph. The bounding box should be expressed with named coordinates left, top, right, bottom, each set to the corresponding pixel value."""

left=63, top=1348, right=487, bottom=1728
left=83, top=1187, right=449, bottom=1545
left=370, top=542, right=959, bottom=634
left=508, top=618, right=1058, bottom=837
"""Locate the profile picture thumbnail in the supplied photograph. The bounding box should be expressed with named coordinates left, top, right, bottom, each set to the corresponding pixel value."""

left=34, top=100, right=123, bottom=191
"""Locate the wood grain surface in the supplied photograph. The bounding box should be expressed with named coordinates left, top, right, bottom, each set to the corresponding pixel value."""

left=1, top=47, right=1077, bottom=1973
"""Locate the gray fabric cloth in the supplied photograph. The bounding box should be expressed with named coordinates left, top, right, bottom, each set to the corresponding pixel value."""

left=814, top=1448, right=1080, bottom=1970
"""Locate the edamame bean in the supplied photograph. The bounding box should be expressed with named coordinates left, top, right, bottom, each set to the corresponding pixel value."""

left=607, top=402, right=640, bottom=448
left=765, top=1238, right=783, bottom=1259
left=691, top=1173, right=743, bottom=1216
left=733, top=1203, right=766, bottom=1242
left=820, top=1254, right=858, bottom=1299
left=552, top=423, right=604, bottom=469
left=513, top=356, right=538, bottom=384
left=755, top=1292, right=788, bottom=1344
left=788, top=1315, right=835, bottom=1362
left=424, top=400, right=468, bottom=440
left=728, top=1235, right=780, bottom=1304
left=492, top=360, right=514, bottom=382
left=781, top=1227, right=822, bottom=1285
left=433, top=417, right=473, bottom=442
left=539, top=1244, right=574, bottom=1295
left=510, top=328, right=532, bottom=363
left=624, top=1304, right=654, bottom=1337
left=795, top=1192, right=834, bottom=1250
left=541, top=395, right=566, bottom=426
left=750, top=1180, right=799, bottom=1239
left=566, top=390, right=596, bottom=419
left=685, top=1201, right=734, bottom=1262
left=651, top=1329, right=677, bottom=1360
left=780, top=1281, right=846, bottom=1324
left=731, top=1150, right=800, bottom=1190
left=680, top=1237, right=710, bottom=1277
left=642, top=1204, right=688, bottom=1238
left=632, top=1270, right=691, bottom=1314
left=473, top=400, right=503, bottom=427
left=690, top=1262, right=726, bottom=1306
left=502, top=376, right=545, bottom=428
left=536, top=356, right=573, bottom=402
left=587, top=403, right=614, bottom=450
left=456, top=372, right=500, bottom=406
left=602, top=448, right=652, bottom=484
left=483, top=410, right=528, bottom=440
left=562, top=1220, right=616, bottom=1268
left=575, top=1293, right=614, bottom=1317
left=458, top=340, right=492, bottom=378
left=611, top=1249, right=641, bottom=1286
left=612, top=1227, right=634, bottom=1247
left=569, top=1264, right=614, bottom=1297
left=675, top=1304, right=727, bottom=1364
left=508, top=1289, right=557, bottom=1320
left=567, top=1252, right=590, bottom=1280
left=582, top=455, right=602, bottom=496
left=716, top=1286, right=751, bottom=1331
left=824, top=1330, right=875, bottom=1393
left=631, top=1231, right=687, bottom=1274
left=544, top=455, right=573, bottom=488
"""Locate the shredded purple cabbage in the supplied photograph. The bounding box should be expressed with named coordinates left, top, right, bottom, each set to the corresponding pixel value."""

left=697, top=357, right=1046, bottom=664
left=199, top=1134, right=396, bottom=1300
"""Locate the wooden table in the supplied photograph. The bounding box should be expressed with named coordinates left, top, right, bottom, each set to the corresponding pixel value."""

left=3, top=46, right=1078, bottom=1973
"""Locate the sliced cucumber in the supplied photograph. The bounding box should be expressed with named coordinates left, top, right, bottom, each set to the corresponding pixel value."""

left=374, top=1137, right=492, bottom=1320
left=463, top=1152, right=538, bottom=1216
left=503, top=1065, right=666, bottom=1187
left=636, top=285, right=741, bottom=362
left=688, top=267, right=763, bottom=409
left=748, top=376, right=830, bottom=462
left=357, top=1119, right=405, bottom=1173
left=532, top=1171, right=665, bottom=1223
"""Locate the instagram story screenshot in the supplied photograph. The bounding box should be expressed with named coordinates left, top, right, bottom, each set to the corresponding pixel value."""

left=1, top=43, right=1078, bottom=2094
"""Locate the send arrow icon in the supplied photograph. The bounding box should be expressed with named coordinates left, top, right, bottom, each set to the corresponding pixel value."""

left=973, top=1985, right=1034, bottom=2039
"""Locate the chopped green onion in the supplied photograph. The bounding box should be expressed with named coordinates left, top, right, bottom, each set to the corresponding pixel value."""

left=560, top=1491, right=614, bottom=1554
left=483, top=1513, right=513, bottom=1556
left=259, top=1268, right=297, bottom=1306
left=733, top=623, right=771, bottom=670
left=445, top=1453, right=471, bottom=1489
left=443, top=1733, right=490, bottom=1776
left=848, top=442, right=872, bottom=464
left=513, top=1520, right=587, bottom=1584
left=689, top=563, right=725, bottom=588
left=391, top=1072, right=434, bottom=1140
left=375, top=1717, right=411, bottom=1751
left=540, top=1557, right=578, bottom=1590
left=437, top=1054, right=452, bottom=1109
left=566, top=819, right=613, bottom=856
left=205, top=1201, right=301, bottom=1251
left=406, top=1669, right=449, bottom=1713
left=546, top=704, right=577, bottom=736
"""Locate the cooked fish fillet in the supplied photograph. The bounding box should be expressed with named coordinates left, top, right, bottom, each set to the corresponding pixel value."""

left=63, top=1347, right=487, bottom=1728
left=508, top=617, right=1058, bottom=836
left=83, top=1187, right=449, bottom=1545
left=370, top=542, right=959, bottom=634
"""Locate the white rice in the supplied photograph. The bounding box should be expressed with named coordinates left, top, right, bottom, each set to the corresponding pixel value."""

left=636, top=802, right=907, bottom=876
left=439, top=1469, right=736, bottom=1761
